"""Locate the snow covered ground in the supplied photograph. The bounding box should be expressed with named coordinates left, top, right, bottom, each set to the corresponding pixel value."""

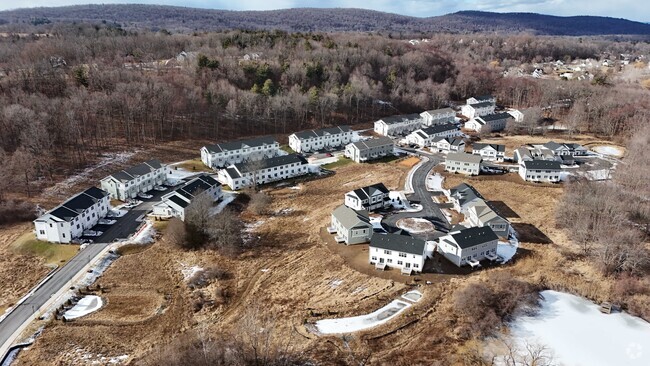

left=369, top=216, right=385, bottom=231
left=315, top=290, right=422, bottom=334
left=497, top=239, right=518, bottom=263
left=592, top=145, right=624, bottom=157
left=509, top=290, right=650, bottom=366
left=63, top=295, right=103, bottom=320
left=179, top=263, right=203, bottom=281
left=166, top=166, right=199, bottom=184
left=426, top=173, right=444, bottom=191
left=396, top=218, right=435, bottom=233
left=127, top=221, right=156, bottom=244
left=210, top=192, right=237, bottom=215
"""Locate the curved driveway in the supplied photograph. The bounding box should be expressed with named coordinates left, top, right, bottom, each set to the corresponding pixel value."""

left=382, top=149, right=450, bottom=241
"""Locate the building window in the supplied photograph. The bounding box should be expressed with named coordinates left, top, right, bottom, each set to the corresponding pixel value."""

left=397, top=261, right=403, bottom=265
left=387, top=259, right=393, bottom=263
left=384, top=250, right=391, bottom=255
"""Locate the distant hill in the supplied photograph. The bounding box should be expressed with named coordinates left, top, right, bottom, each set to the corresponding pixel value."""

left=1, top=5, right=650, bottom=36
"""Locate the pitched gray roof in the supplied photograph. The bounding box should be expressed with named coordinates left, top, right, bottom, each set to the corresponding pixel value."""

left=292, top=126, right=351, bottom=140
left=370, top=232, right=426, bottom=255
left=448, top=226, right=498, bottom=249
left=523, top=160, right=562, bottom=170
left=446, top=152, right=482, bottom=164
left=332, top=205, right=371, bottom=230
left=348, top=137, right=393, bottom=150
left=422, top=107, right=454, bottom=116
left=480, top=112, right=512, bottom=122
left=43, top=187, right=109, bottom=222
left=107, top=159, right=164, bottom=183
left=234, top=154, right=307, bottom=174
left=469, top=101, right=494, bottom=109
left=203, top=136, right=278, bottom=154
left=378, top=113, right=422, bottom=125
left=449, top=183, right=484, bottom=208
left=350, top=183, right=389, bottom=201
left=419, top=123, right=458, bottom=136
left=473, top=143, right=505, bottom=152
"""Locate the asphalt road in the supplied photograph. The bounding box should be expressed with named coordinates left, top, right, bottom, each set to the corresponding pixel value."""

left=382, top=149, right=451, bottom=241
left=0, top=190, right=167, bottom=361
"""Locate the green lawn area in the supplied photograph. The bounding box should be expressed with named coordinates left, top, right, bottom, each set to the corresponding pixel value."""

left=322, top=157, right=354, bottom=170
left=11, top=232, right=80, bottom=266
left=174, top=158, right=213, bottom=172
left=280, top=144, right=295, bottom=153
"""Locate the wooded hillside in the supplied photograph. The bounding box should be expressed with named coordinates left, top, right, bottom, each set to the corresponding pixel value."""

left=1, top=5, right=650, bottom=36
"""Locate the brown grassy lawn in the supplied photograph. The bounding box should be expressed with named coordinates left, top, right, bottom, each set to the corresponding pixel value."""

left=173, top=158, right=213, bottom=172
left=0, top=224, right=60, bottom=314
left=14, top=152, right=623, bottom=365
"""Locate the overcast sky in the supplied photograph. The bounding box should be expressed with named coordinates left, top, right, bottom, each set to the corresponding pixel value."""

left=1, top=1, right=649, bottom=22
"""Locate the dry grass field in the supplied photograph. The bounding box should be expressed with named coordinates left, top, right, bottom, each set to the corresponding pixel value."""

left=12, top=155, right=622, bottom=365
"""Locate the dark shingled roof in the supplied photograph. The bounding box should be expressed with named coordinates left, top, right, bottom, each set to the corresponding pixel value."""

left=108, top=159, right=163, bottom=182
left=203, top=136, right=278, bottom=154
left=419, top=123, right=458, bottom=136
left=235, top=154, right=307, bottom=174
left=168, top=195, right=190, bottom=208
left=469, top=101, right=494, bottom=109
left=44, top=187, right=110, bottom=221
left=350, top=182, right=389, bottom=201
left=292, top=125, right=351, bottom=140
left=523, top=160, right=562, bottom=170
left=480, top=112, right=512, bottom=122
left=348, top=136, right=394, bottom=150
left=370, top=232, right=426, bottom=255
left=449, top=226, right=498, bottom=249
left=473, top=143, right=505, bottom=152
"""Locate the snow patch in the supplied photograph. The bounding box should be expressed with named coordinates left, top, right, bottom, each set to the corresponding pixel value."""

left=396, top=218, right=436, bottom=234
left=179, top=263, right=203, bottom=281
left=315, top=299, right=412, bottom=334
left=42, top=151, right=137, bottom=199
left=329, top=279, right=344, bottom=289
left=497, top=240, right=518, bottom=263
left=126, top=221, right=155, bottom=244
left=63, top=295, right=103, bottom=320
left=508, top=290, right=650, bottom=366
left=426, top=173, right=444, bottom=191
left=592, top=145, right=623, bottom=157
left=210, top=192, right=237, bottom=215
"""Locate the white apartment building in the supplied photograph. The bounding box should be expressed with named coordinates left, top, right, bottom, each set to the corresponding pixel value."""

left=464, top=113, right=511, bottom=133
left=437, top=226, right=499, bottom=267
left=345, top=137, right=394, bottom=163
left=465, top=199, right=510, bottom=238
left=420, top=107, right=456, bottom=126
left=34, top=187, right=110, bottom=243
left=152, top=174, right=222, bottom=221
left=405, top=123, right=462, bottom=147
left=519, top=160, right=562, bottom=183
left=471, top=143, right=506, bottom=162
left=431, top=137, right=466, bottom=153
left=461, top=102, right=495, bottom=119
left=217, top=154, right=309, bottom=190
left=344, top=183, right=390, bottom=211
left=369, top=233, right=426, bottom=273
left=445, top=153, right=482, bottom=176
left=100, top=159, right=167, bottom=201
left=373, top=113, right=424, bottom=136
left=200, top=136, right=280, bottom=169
left=288, top=126, right=354, bottom=153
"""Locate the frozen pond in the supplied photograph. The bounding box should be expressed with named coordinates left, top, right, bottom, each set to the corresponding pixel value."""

left=509, top=290, right=650, bottom=366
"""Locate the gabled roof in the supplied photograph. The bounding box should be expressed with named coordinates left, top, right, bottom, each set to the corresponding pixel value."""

left=523, top=160, right=562, bottom=170
left=448, top=226, right=498, bottom=249
left=468, top=101, right=494, bottom=109
left=370, top=232, right=426, bottom=255
left=38, top=187, right=109, bottom=222
left=418, top=123, right=459, bottom=136
left=449, top=183, right=484, bottom=208
left=480, top=112, right=512, bottom=122
left=473, top=143, right=505, bottom=152
left=234, top=154, right=307, bottom=174
left=421, top=107, right=454, bottom=116
left=467, top=199, right=508, bottom=225
left=446, top=152, right=482, bottom=164
left=292, top=126, right=352, bottom=140
left=348, top=137, right=393, bottom=150
left=332, top=205, right=371, bottom=230
left=450, top=138, right=465, bottom=146
left=377, top=114, right=422, bottom=125
left=163, top=174, right=220, bottom=207
left=203, top=136, right=278, bottom=154
left=168, top=194, right=190, bottom=209
left=349, top=183, right=389, bottom=201
left=543, top=141, right=567, bottom=151
left=105, top=159, right=164, bottom=183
